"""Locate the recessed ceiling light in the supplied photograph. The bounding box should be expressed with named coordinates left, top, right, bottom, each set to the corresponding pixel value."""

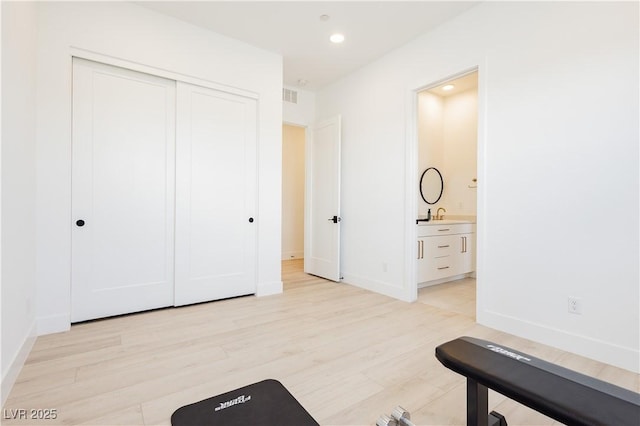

left=330, top=33, right=345, bottom=44
left=442, top=84, right=455, bottom=91
left=320, top=14, right=330, bottom=21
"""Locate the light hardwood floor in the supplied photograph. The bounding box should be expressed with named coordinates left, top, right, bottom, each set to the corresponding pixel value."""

left=3, top=260, right=638, bottom=425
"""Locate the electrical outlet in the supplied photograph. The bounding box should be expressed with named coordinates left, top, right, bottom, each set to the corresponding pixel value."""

left=568, top=297, right=582, bottom=315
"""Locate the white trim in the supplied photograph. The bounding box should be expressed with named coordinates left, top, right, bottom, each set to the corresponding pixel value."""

left=69, top=47, right=259, bottom=100
left=342, top=273, right=411, bottom=302
left=281, top=251, right=304, bottom=260
left=413, top=67, right=479, bottom=93
left=474, top=57, right=489, bottom=326
left=36, top=313, right=70, bottom=335
left=403, top=84, right=419, bottom=303
left=256, top=281, right=283, bottom=297
left=282, top=120, right=307, bottom=128
left=418, top=273, right=473, bottom=288
left=1, top=321, right=37, bottom=406
left=481, top=310, right=640, bottom=373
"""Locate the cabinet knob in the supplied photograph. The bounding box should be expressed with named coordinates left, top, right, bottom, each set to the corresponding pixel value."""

left=76, top=219, right=85, bottom=227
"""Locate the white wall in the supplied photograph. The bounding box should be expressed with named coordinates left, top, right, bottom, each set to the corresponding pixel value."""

left=441, top=88, right=477, bottom=217
left=283, top=85, right=316, bottom=126
left=317, top=2, right=639, bottom=371
left=418, top=88, right=477, bottom=219
left=282, top=125, right=305, bottom=260
left=1, top=1, right=38, bottom=404
left=34, top=2, right=283, bottom=334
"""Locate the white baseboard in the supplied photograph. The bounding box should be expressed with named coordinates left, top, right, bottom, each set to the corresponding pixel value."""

left=418, top=272, right=472, bottom=288
left=281, top=251, right=304, bottom=260
left=1, top=321, right=37, bottom=407
left=478, top=309, right=640, bottom=373
left=256, top=280, right=283, bottom=297
left=36, top=312, right=70, bottom=336
left=341, top=272, right=412, bottom=302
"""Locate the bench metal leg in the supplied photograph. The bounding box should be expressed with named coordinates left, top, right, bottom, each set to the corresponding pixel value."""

left=467, top=378, right=488, bottom=426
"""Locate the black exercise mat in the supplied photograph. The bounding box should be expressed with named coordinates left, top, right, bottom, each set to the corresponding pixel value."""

left=171, top=379, right=319, bottom=426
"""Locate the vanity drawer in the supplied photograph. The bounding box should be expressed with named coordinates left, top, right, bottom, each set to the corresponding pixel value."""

left=418, top=223, right=474, bottom=237
left=425, top=256, right=455, bottom=280
left=423, top=235, right=456, bottom=257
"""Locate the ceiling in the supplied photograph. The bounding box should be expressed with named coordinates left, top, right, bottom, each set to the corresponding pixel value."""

left=137, top=1, right=479, bottom=91
left=426, top=71, right=478, bottom=98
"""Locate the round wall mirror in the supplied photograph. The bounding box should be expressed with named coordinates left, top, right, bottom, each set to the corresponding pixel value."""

left=419, top=167, right=444, bottom=205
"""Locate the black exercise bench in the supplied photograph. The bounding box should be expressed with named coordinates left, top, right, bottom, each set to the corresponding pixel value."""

left=436, top=336, right=640, bottom=426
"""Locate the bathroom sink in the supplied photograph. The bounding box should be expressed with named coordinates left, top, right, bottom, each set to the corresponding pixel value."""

left=417, top=219, right=474, bottom=225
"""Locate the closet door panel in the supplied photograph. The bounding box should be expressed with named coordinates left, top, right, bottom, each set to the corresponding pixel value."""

left=71, top=58, right=176, bottom=322
left=175, top=82, right=257, bottom=306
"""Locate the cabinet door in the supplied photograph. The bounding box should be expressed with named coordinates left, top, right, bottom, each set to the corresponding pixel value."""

left=417, top=239, right=428, bottom=283
left=459, top=233, right=475, bottom=274
left=71, top=58, right=176, bottom=322
left=174, top=82, right=257, bottom=306
left=418, top=233, right=476, bottom=284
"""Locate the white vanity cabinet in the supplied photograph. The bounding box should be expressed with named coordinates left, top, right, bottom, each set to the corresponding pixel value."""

left=417, top=222, right=475, bottom=286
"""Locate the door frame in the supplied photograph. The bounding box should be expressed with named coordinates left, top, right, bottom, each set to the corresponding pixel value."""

left=70, top=48, right=259, bottom=101
left=405, top=63, right=487, bottom=313
left=303, top=115, right=342, bottom=282
left=281, top=114, right=342, bottom=283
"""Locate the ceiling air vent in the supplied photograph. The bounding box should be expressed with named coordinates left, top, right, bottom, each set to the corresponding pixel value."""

left=282, top=88, right=298, bottom=104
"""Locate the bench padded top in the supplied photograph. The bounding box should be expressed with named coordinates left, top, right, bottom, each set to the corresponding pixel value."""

left=171, top=379, right=318, bottom=426
left=436, top=337, right=640, bottom=426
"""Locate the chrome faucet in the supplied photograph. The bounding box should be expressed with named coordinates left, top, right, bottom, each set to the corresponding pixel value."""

left=436, top=207, right=446, bottom=220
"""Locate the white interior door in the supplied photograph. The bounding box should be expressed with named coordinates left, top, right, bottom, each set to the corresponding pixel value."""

left=174, top=82, right=257, bottom=306
left=304, top=115, right=342, bottom=281
left=71, top=58, right=176, bottom=322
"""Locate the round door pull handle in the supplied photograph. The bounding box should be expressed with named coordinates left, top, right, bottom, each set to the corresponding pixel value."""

left=248, top=217, right=254, bottom=223
left=76, top=219, right=85, bottom=227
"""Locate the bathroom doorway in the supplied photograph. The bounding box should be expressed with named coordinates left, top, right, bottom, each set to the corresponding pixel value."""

left=415, top=70, right=479, bottom=318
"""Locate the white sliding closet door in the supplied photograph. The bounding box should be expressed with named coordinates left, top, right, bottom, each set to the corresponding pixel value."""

left=174, top=82, right=257, bottom=306
left=71, top=58, right=176, bottom=322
